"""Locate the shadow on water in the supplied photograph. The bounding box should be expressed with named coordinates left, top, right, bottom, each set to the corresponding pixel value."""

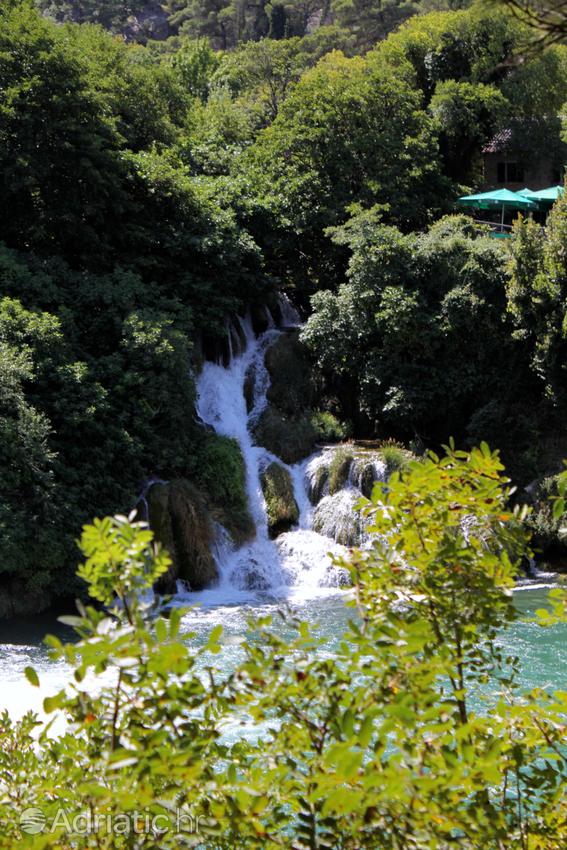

left=0, top=609, right=76, bottom=647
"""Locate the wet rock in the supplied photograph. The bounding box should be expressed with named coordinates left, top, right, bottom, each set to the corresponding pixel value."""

left=260, top=462, right=300, bottom=538
left=328, top=447, right=355, bottom=495
left=250, top=303, right=272, bottom=335
left=275, top=528, right=350, bottom=587
left=350, top=456, right=387, bottom=498
left=253, top=406, right=318, bottom=464
left=244, top=364, right=256, bottom=413
left=148, top=480, right=219, bottom=593
left=358, top=463, right=377, bottom=498
left=307, top=461, right=329, bottom=505
left=240, top=569, right=272, bottom=592
left=312, top=491, right=364, bottom=547
left=306, top=445, right=389, bottom=506
left=201, top=332, right=231, bottom=366
left=122, top=2, right=171, bottom=42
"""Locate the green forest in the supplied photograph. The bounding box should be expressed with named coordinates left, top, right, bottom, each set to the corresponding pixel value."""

left=3, top=0, right=567, bottom=613
left=1, top=0, right=567, bottom=846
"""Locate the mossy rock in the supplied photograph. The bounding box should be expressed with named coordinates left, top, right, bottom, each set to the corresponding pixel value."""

left=147, top=483, right=177, bottom=594
left=308, top=463, right=329, bottom=505
left=358, top=462, right=379, bottom=498
left=328, top=447, right=355, bottom=495
left=307, top=445, right=389, bottom=504
left=253, top=406, right=318, bottom=464
left=349, top=452, right=388, bottom=498
left=148, top=480, right=219, bottom=592
left=264, top=330, right=314, bottom=417
left=312, top=491, right=363, bottom=547
left=194, top=434, right=255, bottom=545
left=260, top=461, right=300, bottom=538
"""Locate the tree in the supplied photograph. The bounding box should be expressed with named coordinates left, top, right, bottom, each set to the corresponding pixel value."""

left=302, top=213, right=526, bottom=442
left=0, top=338, right=59, bottom=617
left=240, top=51, right=450, bottom=295
left=507, top=192, right=567, bottom=408
left=214, top=37, right=306, bottom=121
left=0, top=4, right=129, bottom=264
left=170, top=0, right=269, bottom=48
left=331, top=0, right=417, bottom=51
left=375, top=8, right=526, bottom=100
left=497, top=0, right=567, bottom=47
left=210, top=27, right=356, bottom=125
left=429, top=80, right=509, bottom=181
left=171, top=36, right=220, bottom=99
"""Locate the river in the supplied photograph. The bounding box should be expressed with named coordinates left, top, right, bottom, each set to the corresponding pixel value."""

left=0, top=584, right=564, bottom=726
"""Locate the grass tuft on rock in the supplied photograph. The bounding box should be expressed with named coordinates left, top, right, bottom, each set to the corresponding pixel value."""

left=328, top=446, right=355, bottom=495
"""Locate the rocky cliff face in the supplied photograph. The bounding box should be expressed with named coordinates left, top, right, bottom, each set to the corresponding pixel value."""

left=39, top=1, right=171, bottom=43
left=121, top=2, right=170, bottom=42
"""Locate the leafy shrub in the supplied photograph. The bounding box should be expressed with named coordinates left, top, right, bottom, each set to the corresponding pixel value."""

left=2, top=447, right=566, bottom=848
left=311, top=410, right=351, bottom=442
left=526, top=474, right=567, bottom=561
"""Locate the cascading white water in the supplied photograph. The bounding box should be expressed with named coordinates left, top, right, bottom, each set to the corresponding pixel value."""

left=194, top=309, right=351, bottom=600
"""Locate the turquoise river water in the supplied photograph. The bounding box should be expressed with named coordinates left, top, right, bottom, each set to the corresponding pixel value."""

left=0, top=583, right=564, bottom=729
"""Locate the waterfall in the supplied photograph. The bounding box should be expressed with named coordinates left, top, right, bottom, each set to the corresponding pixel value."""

left=192, top=303, right=381, bottom=602
left=278, top=293, right=301, bottom=328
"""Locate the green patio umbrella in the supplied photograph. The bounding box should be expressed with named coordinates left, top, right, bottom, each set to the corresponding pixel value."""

left=525, top=185, right=564, bottom=204
left=457, top=188, right=537, bottom=227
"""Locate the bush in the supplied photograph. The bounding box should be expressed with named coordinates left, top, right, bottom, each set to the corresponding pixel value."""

left=526, top=474, right=567, bottom=562
left=3, top=447, right=567, bottom=848
left=311, top=410, right=351, bottom=442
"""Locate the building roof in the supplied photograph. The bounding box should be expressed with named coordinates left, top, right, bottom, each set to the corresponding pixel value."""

left=483, top=128, right=514, bottom=155
left=483, top=117, right=561, bottom=155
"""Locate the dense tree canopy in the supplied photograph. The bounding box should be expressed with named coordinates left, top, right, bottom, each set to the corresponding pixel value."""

left=237, top=50, right=452, bottom=294
left=301, top=213, right=558, bottom=479
left=0, top=2, right=269, bottom=612
left=2, top=0, right=567, bottom=611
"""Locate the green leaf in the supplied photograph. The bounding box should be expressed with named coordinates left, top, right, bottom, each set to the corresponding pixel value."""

left=24, top=666, right=39, bottom=687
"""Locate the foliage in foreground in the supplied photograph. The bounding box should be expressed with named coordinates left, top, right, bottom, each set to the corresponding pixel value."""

left=1, top=445, right=566, bottom=848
